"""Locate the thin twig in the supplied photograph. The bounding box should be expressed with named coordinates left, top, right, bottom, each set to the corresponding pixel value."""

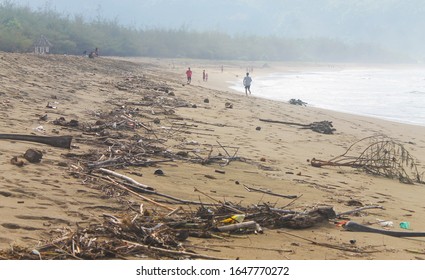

left=122, top=240, right=229, bottom=260
left=244, top=184, right=298, bottom=199
left=336, top=205, right=384, bottom=217
left=194, top=187, right=244, bottom=214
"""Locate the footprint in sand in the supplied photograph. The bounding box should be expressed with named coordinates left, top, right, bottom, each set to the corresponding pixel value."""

left=83, top=205, right=122, bottom=211
left=15, top=215, right=69, bottom=225
left=2, top=223, right=41, bottom=231
left=0, top=237, right=12, bottom=244
left=26, top=206, right=48, bottom=210
left=0, top=191, right=13, bottom=197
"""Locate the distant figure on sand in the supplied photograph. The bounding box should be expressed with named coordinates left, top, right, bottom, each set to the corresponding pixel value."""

left=203, top=70, right=206, bottom=81
left=243, top=72, right=252, bottom=95
left=186, top=67, right=193, bottom=84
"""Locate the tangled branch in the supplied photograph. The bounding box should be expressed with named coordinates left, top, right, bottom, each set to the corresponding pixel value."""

left=311, top=135, right=424, bottom=184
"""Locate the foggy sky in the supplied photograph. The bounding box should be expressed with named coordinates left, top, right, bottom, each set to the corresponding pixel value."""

left=8, top=0, right=425, bottom=59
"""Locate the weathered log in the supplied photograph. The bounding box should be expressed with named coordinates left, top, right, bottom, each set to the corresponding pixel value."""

left=343, top=221, right=425, bottom=237
left=0, top=134, right=72, bottom=149
left=99, top=168, right=153, bottom=191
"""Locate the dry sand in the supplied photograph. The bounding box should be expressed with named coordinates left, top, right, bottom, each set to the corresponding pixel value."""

left=1, top=52, right=425, bottom=260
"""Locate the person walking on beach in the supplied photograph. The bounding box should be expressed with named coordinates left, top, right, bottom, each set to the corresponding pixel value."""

left=186, top=67, right=193, bottom=84
left=203, top=70, right=206, bottom=81
left=243, top=72, right=252, bottom=96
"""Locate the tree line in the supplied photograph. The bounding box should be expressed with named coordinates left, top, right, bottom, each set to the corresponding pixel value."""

left=0, top=2, right=410, bottom=63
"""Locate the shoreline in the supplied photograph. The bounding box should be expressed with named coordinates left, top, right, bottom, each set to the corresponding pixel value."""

left=1, top=53, right=425, bottom=260
left=121, top=56, right=425, bottom=129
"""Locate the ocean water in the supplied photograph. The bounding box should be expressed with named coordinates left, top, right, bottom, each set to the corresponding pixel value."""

left=229, top=67, right=425, bottom=127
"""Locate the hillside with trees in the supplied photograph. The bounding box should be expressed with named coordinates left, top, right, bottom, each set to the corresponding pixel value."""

left=0, top=1, right=413, bottom=62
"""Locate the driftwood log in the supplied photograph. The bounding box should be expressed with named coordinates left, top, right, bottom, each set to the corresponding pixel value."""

left=343, top=221, right=425, bottom=237
left=0, top=134, right=72, bottom=149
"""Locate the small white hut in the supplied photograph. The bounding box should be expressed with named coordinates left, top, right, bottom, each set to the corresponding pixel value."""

left=34, top=35, right=52, bottom=54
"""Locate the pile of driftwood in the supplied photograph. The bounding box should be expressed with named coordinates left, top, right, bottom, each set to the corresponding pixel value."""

left=1, top=75, right=409, bottom=260
left=0, top=193, right=348, bottom=260
left=0, top=177, right=387, bottom=260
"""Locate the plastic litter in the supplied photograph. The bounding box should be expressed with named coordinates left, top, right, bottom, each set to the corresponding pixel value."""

left=400, top=221, right=410, bottom=229
left=220, top=214, right=245, bottom=224
left=377, top=219, right=394, bottom=227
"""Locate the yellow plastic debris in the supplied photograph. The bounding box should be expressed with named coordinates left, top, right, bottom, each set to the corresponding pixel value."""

left=220, top=214, right=245, bottom=224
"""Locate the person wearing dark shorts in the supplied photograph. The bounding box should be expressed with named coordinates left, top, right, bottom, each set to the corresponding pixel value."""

left=243, top=72, right=252, bottom=95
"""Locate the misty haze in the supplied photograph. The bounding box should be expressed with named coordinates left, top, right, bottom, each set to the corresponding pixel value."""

left=3, top=0, right=425, bottom=62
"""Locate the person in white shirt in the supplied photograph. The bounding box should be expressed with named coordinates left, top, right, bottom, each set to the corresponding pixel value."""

left=243, top=72, right=252, bottom=96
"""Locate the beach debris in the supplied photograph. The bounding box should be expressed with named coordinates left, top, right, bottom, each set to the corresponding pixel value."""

left=259, top=119, right=336, bottom=134
left=217, top=221, right=263, bottom=233
left=225, top=102, right=233, bottom=109
left=375, top=219, right=394, bottom=227
left=204, top=98, right=209, bottom=103
left=154, top=169, right=164, bottom=176
left=220, top=214, right=246, bottom=224
left=310, top=135, right=424, bottom=184
left=0, top=134, right=73, bottom=149
left=24, top=149, right=43, bottom=163
left=256, top=126, right=261, bottom=131
left=53, top=117, right=79, bottom=127
left=46, top=102, right=56, bottom=109
left=10, top=156, right=25, bottom=167
left=244, top=185, right=298, bottom=199
left=342, top=221, right=425, bottom=238
left=33, top=125, right=45, bottom=133
left=399, top=221, right=410, bottom=229
left=336, top=205, right=384, bottom=217
left=273, top=206, right=336, bottom=229
left=0, top=68, right=373, bottom=260
left=289, top=98, right=308, bottom=106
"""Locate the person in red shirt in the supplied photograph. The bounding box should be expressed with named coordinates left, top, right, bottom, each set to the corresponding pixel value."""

left=186, top=67, right=193, bottom=84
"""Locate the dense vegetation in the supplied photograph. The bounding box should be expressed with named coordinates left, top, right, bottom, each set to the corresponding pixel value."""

left=0, top=2, right=410, bottom=62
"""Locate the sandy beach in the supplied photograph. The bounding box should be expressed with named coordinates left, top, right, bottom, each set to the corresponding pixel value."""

left=1, top=52, right=425, bottom=260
